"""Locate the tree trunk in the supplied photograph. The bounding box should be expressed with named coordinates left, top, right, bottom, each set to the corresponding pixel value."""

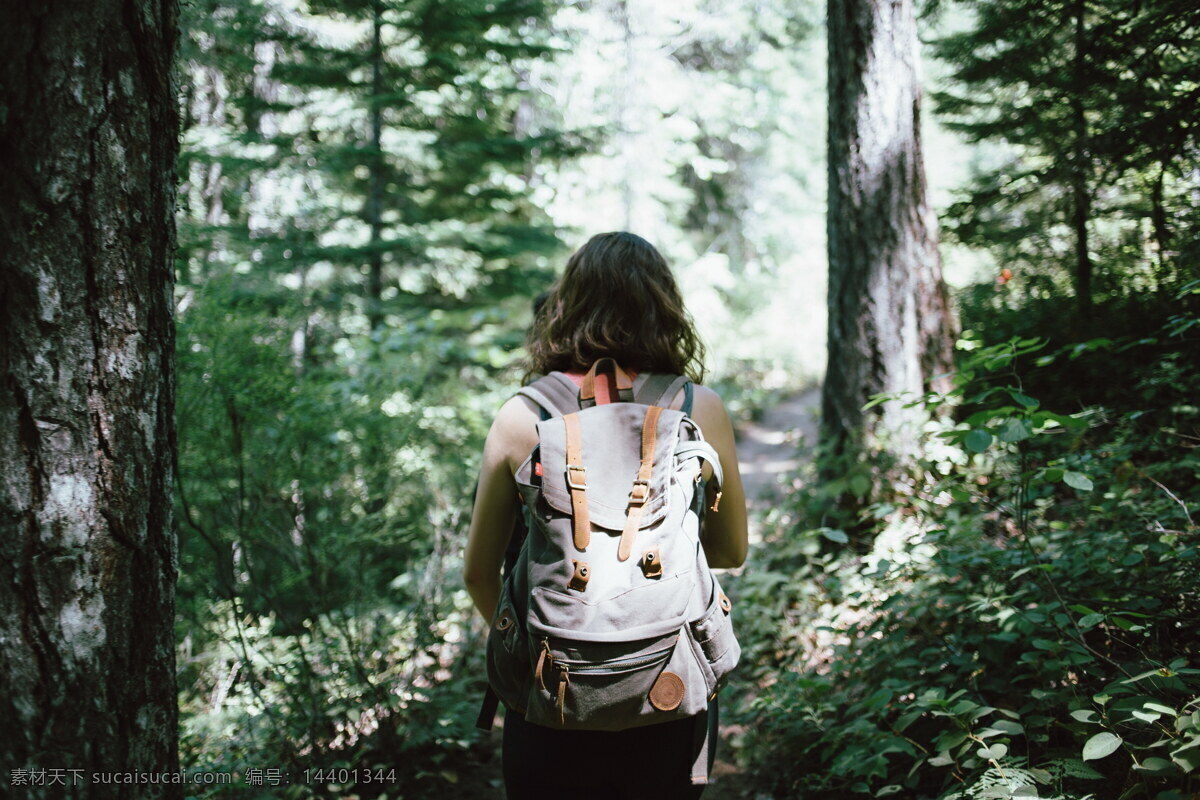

left=366, top=0, right=386, bottom=333
left=822, top=0, right=955, bottom=495
left=1070, top=0, right=1093, bottom=317
left=0, top=1, right=180, bottom=796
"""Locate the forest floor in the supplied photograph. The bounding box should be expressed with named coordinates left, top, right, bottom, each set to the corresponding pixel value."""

left=465, top=386, right=821, bottom=799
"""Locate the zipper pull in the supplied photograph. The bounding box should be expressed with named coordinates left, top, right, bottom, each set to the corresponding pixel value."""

left=556, top=664, right=570, bottom=725
left=535, top=640, right=553, bottom=691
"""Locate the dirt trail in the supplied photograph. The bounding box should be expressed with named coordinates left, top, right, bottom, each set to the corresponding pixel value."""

left=735, top=387, right=821, bottom=524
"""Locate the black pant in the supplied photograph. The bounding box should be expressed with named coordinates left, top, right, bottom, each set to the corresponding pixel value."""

left=501, top=699, right=717, bottom=800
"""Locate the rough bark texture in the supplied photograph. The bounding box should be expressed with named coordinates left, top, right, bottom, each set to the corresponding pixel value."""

left=822, top=0, right=955, bottom=477
left=0, top=1, right=180, bottom=796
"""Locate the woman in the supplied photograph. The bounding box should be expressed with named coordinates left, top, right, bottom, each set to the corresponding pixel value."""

left=464, top=231, right=748, bottom=799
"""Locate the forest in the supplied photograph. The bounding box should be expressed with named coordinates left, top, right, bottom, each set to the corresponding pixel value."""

left=0, top=0, right=1197, bottom=798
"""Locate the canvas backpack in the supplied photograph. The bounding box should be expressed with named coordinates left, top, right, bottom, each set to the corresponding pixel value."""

left=477, top=358, right=740, bottom=785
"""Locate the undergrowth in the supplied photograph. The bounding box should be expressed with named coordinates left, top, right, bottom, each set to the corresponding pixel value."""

left=730, top=286, right=1200, bottom=799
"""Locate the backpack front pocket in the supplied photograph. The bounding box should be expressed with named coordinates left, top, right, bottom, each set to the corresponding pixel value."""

left=486, top=580, right=532, bottom=714
left=524, top=632, right=706, bottom=730
left=687, top=575, right=741, bottom=697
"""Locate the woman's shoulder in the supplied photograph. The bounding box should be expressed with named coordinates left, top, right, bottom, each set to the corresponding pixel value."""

left=680, top=382, right=733, bottom=435
left=486, top=394, right=541, bottom=471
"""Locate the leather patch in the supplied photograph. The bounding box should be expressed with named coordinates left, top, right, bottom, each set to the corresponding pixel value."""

left=640, top=547, right=662, bottom=579
left=568, top=559, right=590, bottom=591
left=649, top=671, right=685, bottom=711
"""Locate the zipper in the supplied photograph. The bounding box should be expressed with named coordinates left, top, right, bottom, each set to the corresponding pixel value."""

left=553, top=645, right=673, bottom=676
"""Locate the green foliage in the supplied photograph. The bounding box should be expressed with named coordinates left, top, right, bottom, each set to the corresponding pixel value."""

left=733, top=309, right=1200, bottom=798
left=929, top=0, right=1200, bottom=309
left=174, top=0, right=569, bottom=789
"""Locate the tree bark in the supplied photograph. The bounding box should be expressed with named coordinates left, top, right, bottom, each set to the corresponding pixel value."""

left=366, top=0, right=386, bottom=333
left=0, top=1, right=180, bottom=796
left=1070, top=0, right=1093, bottom=317
left=822, top=0, right=955, bottom=489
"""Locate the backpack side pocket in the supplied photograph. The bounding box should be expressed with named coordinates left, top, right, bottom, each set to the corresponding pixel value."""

left=686, top=575, right=741, bottom=697
left=486, top=579, right=532, bottom=714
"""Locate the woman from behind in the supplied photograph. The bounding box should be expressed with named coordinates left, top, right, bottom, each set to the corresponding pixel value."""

left=464, top=231, right=748, bottom=799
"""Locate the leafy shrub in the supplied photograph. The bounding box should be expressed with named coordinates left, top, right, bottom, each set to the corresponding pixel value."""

left=734, top=304, right=1200, bottom=799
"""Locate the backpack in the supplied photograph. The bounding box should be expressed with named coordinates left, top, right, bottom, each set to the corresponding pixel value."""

left=478, top=358, right=740, bottom=785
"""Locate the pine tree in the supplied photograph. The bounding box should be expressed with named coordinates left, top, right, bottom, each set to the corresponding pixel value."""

left=931, top=0, right=1200, bottom=312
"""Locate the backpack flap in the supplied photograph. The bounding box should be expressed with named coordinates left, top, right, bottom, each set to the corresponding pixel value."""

left=536, top=403, right=685, bottom=533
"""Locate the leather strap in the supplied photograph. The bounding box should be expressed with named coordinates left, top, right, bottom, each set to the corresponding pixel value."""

left=475, top=686, right=500, bottom=731
left=580, top=358, right=634, bottom=407
left=617, top=405, right=662, bottom=561
left=689, top=703, right=711, bottom=785
left=563, top=412, right=590, bottom=550
left=556, top=667, right=570, bottom=724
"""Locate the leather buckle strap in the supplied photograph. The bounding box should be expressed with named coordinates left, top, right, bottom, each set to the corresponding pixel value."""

left=618, top=405, right=663, bottom=561
left=566, top=464, right=588, bottom=490
left=563, top=413, right=590, bottom=550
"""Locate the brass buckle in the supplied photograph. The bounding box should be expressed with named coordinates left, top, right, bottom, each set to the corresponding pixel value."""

left=629, top=479, right=650, bottom=505
left=566, top=464, right=588, bottom=490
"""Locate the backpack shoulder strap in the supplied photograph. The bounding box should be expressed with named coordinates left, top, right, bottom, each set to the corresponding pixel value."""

left=516, top=372, right=581, bottom=418
left=634, top=373, right=693, bottom=414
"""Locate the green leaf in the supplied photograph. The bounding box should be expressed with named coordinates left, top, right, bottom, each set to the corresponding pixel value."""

left=819, top=528, right=849, bottom=544
left=1133, top=756, right=1176, bottom=773
left=1123, top=668, right=1167, bottom=684
left=965, top=429, right=993, bottom=453
left=978, top=743, right=1008, bottom=760
left=1083, top=732, right=1123, bottom=760
left=862, top=393, right=894, bottom=411
left=1078, top=613, right=1105, bottom=629
left=998, top=418, right=1033, bottom=443
left=1172, top=742, right=1200, bottom=773
left=1028, top=768, right=1053, bottom=784
left=936, top=730, right=968, bottom=751
left=1008, top=390, right=1039, bottom=408
left=1071, top=709, right=1099, bottom=724
left=1063, top=471, right=1094, bottom=491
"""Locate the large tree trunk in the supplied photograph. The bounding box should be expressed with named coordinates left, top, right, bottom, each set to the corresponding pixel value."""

left=0, top=1, right=180, bottom=796
left=822, top=0, right=955, bottom=494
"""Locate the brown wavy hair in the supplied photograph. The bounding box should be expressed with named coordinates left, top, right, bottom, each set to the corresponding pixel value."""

left=524, top=232, right=706, bottom=382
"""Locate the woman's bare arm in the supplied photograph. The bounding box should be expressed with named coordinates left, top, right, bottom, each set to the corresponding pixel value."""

left=462, top=395, right=539, bottom=622
left=686, top=385, right=749, bottom=569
